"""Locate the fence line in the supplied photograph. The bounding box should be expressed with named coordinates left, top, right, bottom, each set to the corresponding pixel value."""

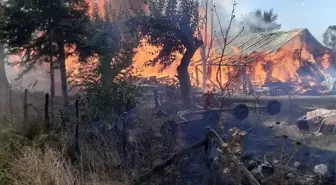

left=3, top=87, right=323, bottom=184
left=23, top=89, right=28, bottom=121
left=133, top=128, right=260, bottom=185
left=45, top=93, right=49, bottom=128
left=0, top=89, right=79, bottom=124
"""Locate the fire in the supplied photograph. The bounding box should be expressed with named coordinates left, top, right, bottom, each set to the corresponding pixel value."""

left=203, top=46, right=316, bottom=88
left=7, top=0, right=333, bottom=96
left=132, top=41, right=180, bottom=78
left=232, top=46, right=240, bottom=55
left=63, top=0, right=210, bottom=87
left=320, top=52, right=332, bottom=70
left=65, top=0, right=150, bottom=81
left=131, top=41, right=207, bottom=82
left=188, top=27, right=335, bottom=95
left=67, top=0, right=210, bottom=86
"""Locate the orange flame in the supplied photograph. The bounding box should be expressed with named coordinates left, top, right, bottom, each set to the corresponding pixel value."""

left=9, top=0, right=332, bottom=95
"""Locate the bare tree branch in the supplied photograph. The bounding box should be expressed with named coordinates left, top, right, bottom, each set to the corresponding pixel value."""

left=214, top=1, right=237, bottom=90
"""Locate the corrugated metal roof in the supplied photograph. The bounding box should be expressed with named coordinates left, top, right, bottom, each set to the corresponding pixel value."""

left=215, top=28, right=305, bottom=56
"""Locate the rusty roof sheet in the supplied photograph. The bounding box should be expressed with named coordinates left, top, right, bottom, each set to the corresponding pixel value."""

left=215, top=28, right=305, bottom=56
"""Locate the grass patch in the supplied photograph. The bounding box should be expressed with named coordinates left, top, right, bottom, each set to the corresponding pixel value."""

left=0, top=105, right=184, bottom=185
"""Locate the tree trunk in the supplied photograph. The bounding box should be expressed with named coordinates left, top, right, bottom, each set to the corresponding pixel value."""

left=202, top=1, right=208, bottom=90
left=0, top=43, right=9, bottom=91
left=99, top=55, right=112, bottom=87
left=200, top=45, right=207, bottom=89
left=177, top=47, right=198, bottom=109
left=49, top=47, right=55, bottom=119
left=57, top=41, right=69, bottom=107
left=48, top=25, right=55, bottom=118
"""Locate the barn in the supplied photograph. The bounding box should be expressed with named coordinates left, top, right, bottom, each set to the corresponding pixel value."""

left=192, top=28, right=335, bottom=94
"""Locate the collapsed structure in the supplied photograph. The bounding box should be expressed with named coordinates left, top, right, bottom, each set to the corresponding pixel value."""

left=7, top=28, right=335, bottom=96
left=192, top=28, right=335, bottom=95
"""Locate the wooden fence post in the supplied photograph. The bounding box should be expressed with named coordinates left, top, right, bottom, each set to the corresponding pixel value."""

left=205, top=126, right=212, bottom=158
left=23, top=89, right=28, bottom=121
left=8, top=87, right=13, bottom=115
left=153, top=90, right=159, bottom=109
left=195, top=65, right=199, bottom=86
left=45, top=93, right=49, bottom=129
left=122, top=112, right=128, bottom=165
left=75, top=99, right=80, bottom=156
left=205, top=126, right=213, bottom=184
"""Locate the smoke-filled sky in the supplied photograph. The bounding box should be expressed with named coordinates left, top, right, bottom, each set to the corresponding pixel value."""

left=100, top=0, right=335, bottom=43
left=219, top=0, right=336, bottom=43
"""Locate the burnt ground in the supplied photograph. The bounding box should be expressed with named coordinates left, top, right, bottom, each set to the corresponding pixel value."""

left=177, top=100, right=336, bottom=184
left=223, top=103, right=336, bottom=173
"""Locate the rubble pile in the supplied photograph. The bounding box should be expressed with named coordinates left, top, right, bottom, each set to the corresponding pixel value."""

left=297, top=108, right=336, bottom=135
left=239, top=154, right=335, bottom=185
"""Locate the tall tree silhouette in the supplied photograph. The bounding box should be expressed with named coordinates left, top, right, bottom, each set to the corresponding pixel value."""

left=129, top=0, right=203, bottom=108
left=0, top=6, right=9, bottom=92
left=0, top=0, right=89, bottom=108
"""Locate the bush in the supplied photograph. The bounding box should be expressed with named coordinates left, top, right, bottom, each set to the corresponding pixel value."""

left=79, top=81, right=139, bottom=122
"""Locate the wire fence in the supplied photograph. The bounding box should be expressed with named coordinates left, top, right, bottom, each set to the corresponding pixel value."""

left=0, top=88, right=80, bottom=122
left=1, top=86, right=334, bottom=125
left=0, top=87, right=163, bottom=125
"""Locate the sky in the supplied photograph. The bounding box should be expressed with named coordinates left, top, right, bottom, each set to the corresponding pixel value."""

left=219, top=0, right=336, bottom=43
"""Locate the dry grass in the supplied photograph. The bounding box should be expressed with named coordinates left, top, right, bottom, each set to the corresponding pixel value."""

left=0, top=120, right=128, bottom=185
left=3, top=90, right=333, bottom=185
left=273, top=123, right=336, bottom=151
left=0, top=117, right=126, bottom=185
left=0, top=100, right=184, bottom=185
left=4, top=145, right=125, bottom=185
left=9, top=146, right=79, bottom=185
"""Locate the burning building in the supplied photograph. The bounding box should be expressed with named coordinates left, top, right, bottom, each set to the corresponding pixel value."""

left=7, top=26, right=335, bottom=96
left=192, top=28, right=335, bottom=95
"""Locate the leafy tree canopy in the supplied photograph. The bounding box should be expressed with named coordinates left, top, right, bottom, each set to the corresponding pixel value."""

left=127, top=0, right=204, bottom=108
left=0, top=0, right=89, bottom=72
left=128, top=0, right=202, bottom=70
left=76, top=0, right=139, bottom=87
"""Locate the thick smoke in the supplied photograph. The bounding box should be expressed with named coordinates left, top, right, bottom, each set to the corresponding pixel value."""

left=240, top=14, right=281, bottom=32
left=210, top=2, right=281, bottom=38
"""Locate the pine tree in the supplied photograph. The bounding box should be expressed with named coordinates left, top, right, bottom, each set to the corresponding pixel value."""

left=0, top=0, right=89, bottom=108
left=0, top=4, right=10, bottom=92
left=0, top=43, right=9, bottom=91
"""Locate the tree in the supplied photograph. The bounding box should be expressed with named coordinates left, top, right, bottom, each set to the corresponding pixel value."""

left=0, top=43, right=9, bottom=91
left=0, top=6, right=9, bottom=92
left=0, top=0, right=89, bottom=107
left=78, top=1, right=137, bottom=87
left=243, top=9, right=281, bottom=32
left=129, top=0, right=203, bottom=109
left=73, top=1, right=139, bottom=118
left=323, top=25, right=336, bottom=50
